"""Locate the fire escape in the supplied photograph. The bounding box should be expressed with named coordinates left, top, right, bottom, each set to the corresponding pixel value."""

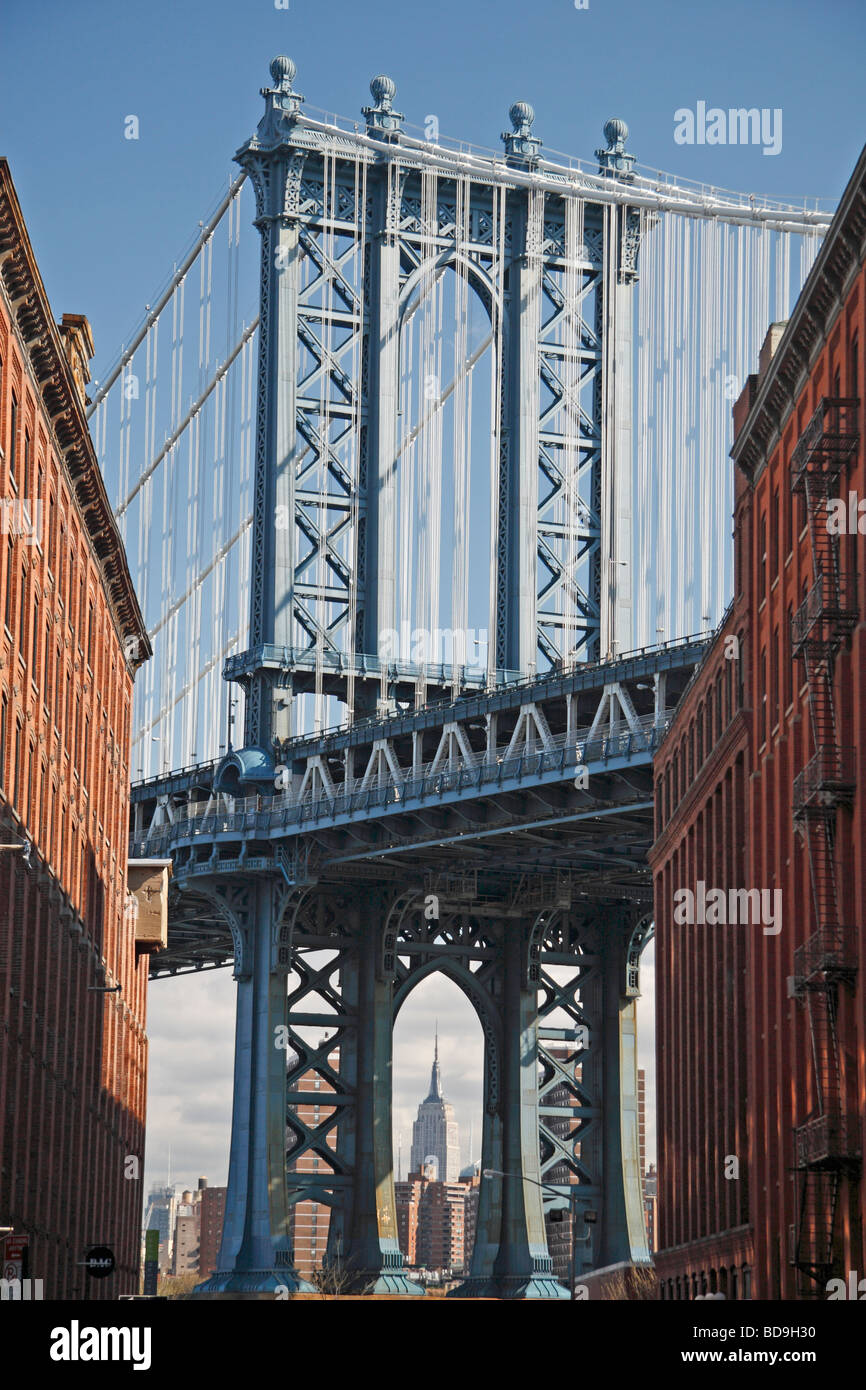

left=789, top=397, right=861, bottom=1294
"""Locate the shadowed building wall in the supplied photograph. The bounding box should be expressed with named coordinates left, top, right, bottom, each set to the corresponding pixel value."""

left=651, top=143, right=866, bottom=1300
left=0, top=159, right=151, bottom=1298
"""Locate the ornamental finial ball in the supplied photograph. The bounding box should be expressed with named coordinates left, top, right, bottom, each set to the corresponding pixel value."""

left=370, top=74, right=397, bottom=105
left=603, top=117, right=629, bottom=148
left=270, top=55, right=296, bottom=86
left=510, top=101, right=535, bottom=131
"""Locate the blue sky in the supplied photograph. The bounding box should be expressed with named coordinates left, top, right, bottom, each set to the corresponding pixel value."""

left=1, top=0, right=860, bottom=1201
left=2, top=0, right=864, bottom=383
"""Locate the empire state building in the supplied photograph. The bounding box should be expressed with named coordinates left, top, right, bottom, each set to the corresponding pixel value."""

left=409, top=1033, right=461, bottom=1182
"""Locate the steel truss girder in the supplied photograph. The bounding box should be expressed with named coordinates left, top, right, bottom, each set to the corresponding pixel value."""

left=134, top=656, right=693, bottom=874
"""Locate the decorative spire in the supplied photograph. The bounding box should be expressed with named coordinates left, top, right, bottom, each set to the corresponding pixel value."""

left=501, top=101, right=542, bottom=165
left=362, top=75, right=404, bottom=139
left=596, top=117, right=636, bottom=180
left=425, top=1029, right=443, bottom=1101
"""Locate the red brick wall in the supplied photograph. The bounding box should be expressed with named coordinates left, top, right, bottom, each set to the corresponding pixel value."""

left=651, top=176, right=866, bottom=1300
left=0, top=194, right=149, bottom=1297
left=198, top=1187, right=227, bottom=1280
left=650, top=607, right=753, bottom=1298
left=741, top=276, right=866, bottom=1299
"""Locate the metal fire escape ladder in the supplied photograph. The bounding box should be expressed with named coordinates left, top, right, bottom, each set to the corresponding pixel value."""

left=788, top=398, right=861, bottom=1294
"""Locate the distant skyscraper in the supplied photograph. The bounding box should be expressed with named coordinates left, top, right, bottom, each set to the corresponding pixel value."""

left=143, top=1187, right=178, bottom=1272
left=409, top=1032, right=460, bottom=1183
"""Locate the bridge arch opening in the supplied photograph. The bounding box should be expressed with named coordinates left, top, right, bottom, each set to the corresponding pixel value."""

left=392, top=967, right=485, bottom=1281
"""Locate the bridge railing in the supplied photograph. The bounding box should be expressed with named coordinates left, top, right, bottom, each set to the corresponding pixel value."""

left=273, top=631, right=710, bottom=753
left=129, top=631, right=709, bottom=803
left=131, top=713, right=666, bottom=857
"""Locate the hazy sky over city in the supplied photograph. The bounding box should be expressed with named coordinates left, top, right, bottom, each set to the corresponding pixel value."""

left=0, top=0, right=856, bottom=1206
left=143, top=947, right=655, bottom=1196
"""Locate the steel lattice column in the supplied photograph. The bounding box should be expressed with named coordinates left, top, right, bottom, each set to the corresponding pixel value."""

left=597, top=915, right=651, bottom=1268
left=335, top=899, right=423, bottom=1292
left=197, top=879, right=313, bottom=1295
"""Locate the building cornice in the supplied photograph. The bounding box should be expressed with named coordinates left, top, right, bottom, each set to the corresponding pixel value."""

left=0, top=158, right=150, bottom=668
left=731, top=142, right=866, bottom=484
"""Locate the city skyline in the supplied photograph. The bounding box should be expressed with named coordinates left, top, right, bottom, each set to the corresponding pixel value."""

left=141, top=956, right=657, bottom=1200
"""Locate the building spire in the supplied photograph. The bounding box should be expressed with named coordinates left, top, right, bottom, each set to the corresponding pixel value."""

left=425, top=1028, right=443, bottom=1101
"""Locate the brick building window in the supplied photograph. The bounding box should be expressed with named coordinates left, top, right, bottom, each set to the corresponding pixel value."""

left=47, top=779, right=54, bottom=861
left=785, top=605, right=793, bottom=710
left=0, top=693, right=6, bottom=791
left=783, top=460, right=793, bottom=561
left=759, top=647, right=767, bottom=744
left=725, top=660, right=732, bottom=723
left=4, top=536, right=12, bottom=631
left=18, top=564, right=27, bottom=653
left=758, top=513, right=767, bottom=603
left=8, top=394, right=18, bottom=484
left=771, top=624, right=779, bottom=728
left=23, top=430, right=31, bottom=496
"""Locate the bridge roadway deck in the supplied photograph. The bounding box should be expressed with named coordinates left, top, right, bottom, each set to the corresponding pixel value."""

left=133, top=637, right=708, bottom=977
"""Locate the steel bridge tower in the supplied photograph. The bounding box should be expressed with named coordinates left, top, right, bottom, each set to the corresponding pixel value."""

left=194, top=57, right=653, bottom=1298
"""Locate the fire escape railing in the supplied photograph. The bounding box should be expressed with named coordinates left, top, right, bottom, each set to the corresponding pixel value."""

left=788, top=398, right=861, bottom=1294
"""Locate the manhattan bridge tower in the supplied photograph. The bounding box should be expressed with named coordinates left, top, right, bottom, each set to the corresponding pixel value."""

left=189, top=57, right=657, bottom=1298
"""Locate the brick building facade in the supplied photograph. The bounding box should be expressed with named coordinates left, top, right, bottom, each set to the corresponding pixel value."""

left=394, top=1163, right=476, bottom=1274
left=651, top=143, right=866, bottom=1300
left=0, top=158, right=152, bottom=1298
left=198, top=1184, right=227, bottom=1281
